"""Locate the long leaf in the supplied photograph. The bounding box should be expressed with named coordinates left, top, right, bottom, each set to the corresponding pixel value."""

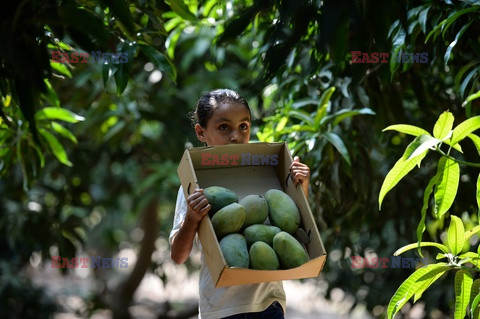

left=444, top=21, right=473, bottom=65
left=454, top=270, right=473, bottom=319
left=434, top=157, right=460, bottom=218
left=38, top=128, right=72, bottom=167
left=383, top=124, right=430, bottom=137
left=51, top=122, right=78, bottom=144
left=463, top=90, right=480, bottom=106
left=464, top=225, right=480, bottom=243
left=448, top=215, right=465, bottom=255
left=387, top=263, right=450, bottom=319
left=414, top=270, right=445, bottom=302
left=468, top=134, right=480, bottom=155
left=433, top=111, right=454, bottom=140
left=35, top=107, right=85, bottom=123
left=379, top=139, right=428, bottom=209
left=394, top=242, right=449, bottom=256
left=313, top=87, right=335, bottom=129
left=323, top=132, right=351, bottom=166
left=451, top=116, right=480, bottom=145
left=471, top=280, right=480, bottom=319
left=406, top=134, right=441, bottom=159
left=417, top=174, right=439, bottom=256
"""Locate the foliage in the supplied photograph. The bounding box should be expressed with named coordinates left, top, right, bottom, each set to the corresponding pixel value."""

left=380, top=111, right=480, bottom=318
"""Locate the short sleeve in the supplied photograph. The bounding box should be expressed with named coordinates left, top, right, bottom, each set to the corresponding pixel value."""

left=169, top=186, right=188, bottom=244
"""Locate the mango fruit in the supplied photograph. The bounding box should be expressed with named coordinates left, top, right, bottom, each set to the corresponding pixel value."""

left=239, top=195, right=268, bottom=227
left=273, top=231, right=309, bottom=269
left=204, top=186, right=238, bottom=216
left=249, top=241, right=280, bottom=270
left=243, top=224, right=281, bottom=246
left=265, top=189, right=301, bottom=234
left=219, top=233, right=249, bottom=268
left=211, top=203, right=245, bottom=238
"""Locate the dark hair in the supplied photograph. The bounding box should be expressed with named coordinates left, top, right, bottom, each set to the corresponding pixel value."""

left=190, top=89, right=251, bottom=127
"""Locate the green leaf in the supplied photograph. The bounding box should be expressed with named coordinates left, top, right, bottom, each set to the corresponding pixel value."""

left=50, top=61, right=73, bottom=78
left=321, top=108, right=375, bottom=127
left=433, top=111, right=454, bottom=140
left=464, top=90, right=480, bottom=107
left=166, top=0, right=197, bottom=21
left=405, top=134, right=441, bottom=160
left=35, top=107, right=85, bottom=123
left=379, top=138, right=428, bottom=209
left=114, top=41, right=137, bottom=95
left=444, top=21, right=473, bottom=65
left=470, top=280, right=480, bottom=319
left=314, top=87, right=335, bottom=128
left=288, top=110, right=314, bottom=126
left=383, top=124, right=430, bottom=137
left=38, top=128, right=72, bottom=167
left=454, top=270, right=473, bottom=319
left=471, top=293, right=480, bottom=319
left=51, top=122, right=78, bottom=144
left=139, top=44, right=177, bottom=81
left=394, top=242, right=449, bottom=256
left=323, top=132, right=351, bottom=166
left=275, top=116, right=288, bottom=132
left=448, top=215, right=465, bottom=255
left=465, top=225, right=480, bottom=243
left=417, top=175, right=439, bottom=256
left=413, top=270, right=445, bottom=302
left=42, top=79, right=60, bottom=107
left=478, top=174, right=480, bottom=221
left=387, top=263, right=450, bottom=319
left=434, top=157, right=460, bottom=218
left=451, top=116, right=480, bottom=145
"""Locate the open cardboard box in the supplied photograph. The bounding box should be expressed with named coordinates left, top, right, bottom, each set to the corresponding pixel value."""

left=177, top=142, right=327, bottom=287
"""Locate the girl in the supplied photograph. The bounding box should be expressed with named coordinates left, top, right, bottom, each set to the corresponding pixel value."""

left=169, top=89, right=310, bottom=318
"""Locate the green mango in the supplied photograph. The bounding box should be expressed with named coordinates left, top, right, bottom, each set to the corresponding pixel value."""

left=273, top=231, right=309, bottom=269
left=204, top=186, right=238, bottom=216
left=243, top=224, right=281, bottom=246
left=219, top=233, right=249, bottom=268
left=239, top=194, right=268, bottom=228
left=264, top=189, right=301, bottom=234
left=211, top=202, right=245, bottom=238
left=249, top=241, right=280, bottom=270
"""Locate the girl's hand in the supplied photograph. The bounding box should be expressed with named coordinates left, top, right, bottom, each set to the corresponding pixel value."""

left=290, top=156, right=310, bottom=197
left=186, top=188, right=211, bottom=225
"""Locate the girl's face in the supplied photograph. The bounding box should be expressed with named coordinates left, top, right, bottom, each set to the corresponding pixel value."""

left=195, top=102, right=251, bottom=146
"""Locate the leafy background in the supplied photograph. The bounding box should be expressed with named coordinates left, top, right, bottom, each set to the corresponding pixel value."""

left=1, top=0, right=480, bottom=318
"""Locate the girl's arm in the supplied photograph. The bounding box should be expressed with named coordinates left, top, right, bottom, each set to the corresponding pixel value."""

left=170, top=189, right=210, bottom=264
left=290, top=156, right=311, bottom=199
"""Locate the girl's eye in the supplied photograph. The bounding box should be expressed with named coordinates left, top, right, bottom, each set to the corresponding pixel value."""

left=219, top=124, right=229, bottom=131
left=240, top=123, right=250, bottom=130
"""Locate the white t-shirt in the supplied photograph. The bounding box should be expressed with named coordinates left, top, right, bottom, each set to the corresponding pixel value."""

left=169, top=186, right=286, bottom=319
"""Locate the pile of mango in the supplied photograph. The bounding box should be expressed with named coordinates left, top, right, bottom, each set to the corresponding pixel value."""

left=204, top=186, right=309, bottom=270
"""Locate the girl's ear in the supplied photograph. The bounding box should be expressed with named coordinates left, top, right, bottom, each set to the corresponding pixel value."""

left=195, top=123, right=206, bottom=142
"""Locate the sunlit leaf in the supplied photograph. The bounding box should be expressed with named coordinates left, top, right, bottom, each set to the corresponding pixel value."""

left=447, top=215, right=465, bottom=255
left=434, top=157, right=460, bottom=218
left=38, top=128, right=72, bottom=167
left=383, top=124, right=430, bottom=137
left=35, top=107, right=85, bottom=123
left=50, top=61, right=73, bottom=78
left=433, top=111, right=454, bottom=140
left=379, top=138, right=428, bottom=209
left=387, top=263, right=450, bottom=319
left=394, top=242, right=449, bottom=256
left=417, top=175, right=439, bottom=256
left=405, top=134, right=441, bottom=159
left=454, top=270, right=473, bottom=319
left=51, top=122, right=78, bottom=144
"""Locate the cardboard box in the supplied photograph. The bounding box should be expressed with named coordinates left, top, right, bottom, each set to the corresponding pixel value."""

left=177, top=142, right=327, bottom=287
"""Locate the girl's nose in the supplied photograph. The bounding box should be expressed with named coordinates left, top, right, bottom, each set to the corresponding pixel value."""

left=230, top=132, right=240, bottom=143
